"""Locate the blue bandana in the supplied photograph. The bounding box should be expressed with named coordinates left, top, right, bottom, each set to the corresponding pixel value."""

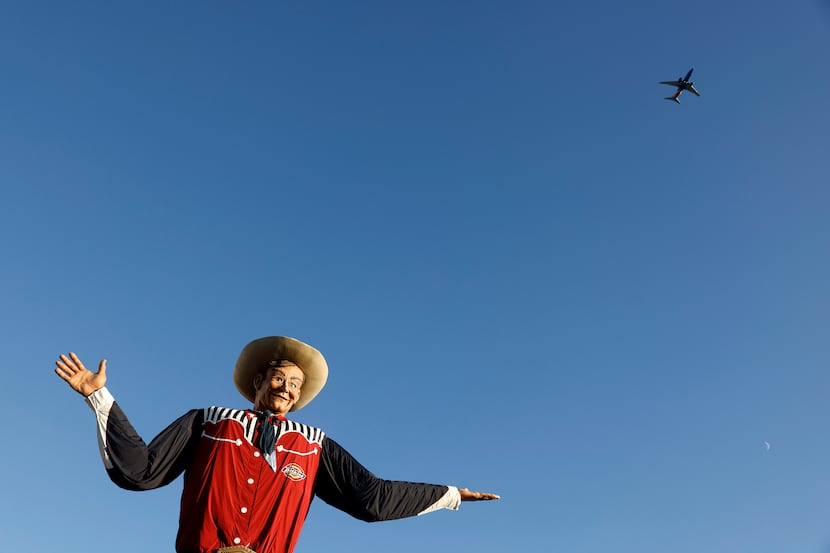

left=257, top=410, right=278, bottom=471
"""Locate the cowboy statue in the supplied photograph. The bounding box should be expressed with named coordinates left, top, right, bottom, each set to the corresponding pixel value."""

left=55, top=336, right=499, bottom=553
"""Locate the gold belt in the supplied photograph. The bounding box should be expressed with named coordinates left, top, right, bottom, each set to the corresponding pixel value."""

left=216, top=547, right=257, bottom=553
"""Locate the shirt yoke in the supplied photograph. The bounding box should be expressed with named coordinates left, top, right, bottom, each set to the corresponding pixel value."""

left=202, top=406, right=326, bottom=447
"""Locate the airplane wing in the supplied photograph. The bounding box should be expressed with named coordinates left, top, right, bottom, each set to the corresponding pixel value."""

left=659, top=80, right=682, bottom=87
left=688, top=84, right=701, bottom=96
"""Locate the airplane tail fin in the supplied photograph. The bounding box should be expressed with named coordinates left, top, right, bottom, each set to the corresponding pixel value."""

left=665, top=96, right=680, bottom=104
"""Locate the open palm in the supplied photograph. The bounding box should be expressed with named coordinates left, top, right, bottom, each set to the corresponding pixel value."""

left=55, top=352, right=107, bottom=397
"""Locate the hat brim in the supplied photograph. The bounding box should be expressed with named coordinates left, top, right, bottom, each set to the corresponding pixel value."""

left=233, top=336, right=328, bottom=411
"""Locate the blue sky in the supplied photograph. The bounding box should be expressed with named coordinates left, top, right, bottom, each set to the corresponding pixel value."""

left=2, top=2, right=829, bottom=552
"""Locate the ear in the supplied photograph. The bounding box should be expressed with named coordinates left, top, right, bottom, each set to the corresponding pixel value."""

left=253, top=373, right=263, bottom=390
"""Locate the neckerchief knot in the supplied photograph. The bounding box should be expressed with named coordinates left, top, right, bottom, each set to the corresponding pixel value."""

left=256, top=410, right=280, bottom=472
left=257, top=410, right=277, bottom=457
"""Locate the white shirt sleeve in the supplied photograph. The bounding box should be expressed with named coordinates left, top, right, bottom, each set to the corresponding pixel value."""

left=417, top=485, right=461, bottom=515
left=85, top=387, right=116, bottom=469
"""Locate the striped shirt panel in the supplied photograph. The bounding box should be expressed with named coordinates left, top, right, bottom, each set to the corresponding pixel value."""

left=202, top=406, right=325, bottom=446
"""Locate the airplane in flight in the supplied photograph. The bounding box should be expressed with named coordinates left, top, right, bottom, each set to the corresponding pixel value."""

left=660, top=67, right=700, bottom=103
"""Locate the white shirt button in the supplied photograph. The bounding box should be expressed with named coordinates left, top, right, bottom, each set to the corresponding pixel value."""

left=247, top=478, right=255, bottom=485
left=236, top=439, right=242, bottom=446
left=233, top=538, right=241, bottom=544
left=254, top=451, right=260, bottom=457
left=241, top=507, right=248, bottom=514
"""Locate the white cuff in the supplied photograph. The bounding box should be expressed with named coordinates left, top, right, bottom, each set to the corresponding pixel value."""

left=85, top=387, right=115, bottom=413
left=85, top=387, right=115, bottom=469
left=417, top=486, right=461, bottom=516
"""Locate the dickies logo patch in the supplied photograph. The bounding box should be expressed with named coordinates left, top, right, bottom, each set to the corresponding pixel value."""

left=281, top=462, right=306, bottom=481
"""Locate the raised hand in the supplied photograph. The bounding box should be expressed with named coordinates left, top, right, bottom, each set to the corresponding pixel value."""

left=55, top=352, right=107, bottom=397
left=459, top=487, right=500, bottom=501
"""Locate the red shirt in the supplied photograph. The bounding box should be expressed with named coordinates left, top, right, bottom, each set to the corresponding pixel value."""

left=176, top=408, right=323, bottom=553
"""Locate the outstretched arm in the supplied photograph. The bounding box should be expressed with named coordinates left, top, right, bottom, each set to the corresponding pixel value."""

left=315, top=437, right=498, bottom=522
left=54, top=352, right=202, bottom=491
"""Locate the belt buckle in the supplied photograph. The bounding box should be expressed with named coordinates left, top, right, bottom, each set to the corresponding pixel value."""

left=216, top=547, right=257, bottom=553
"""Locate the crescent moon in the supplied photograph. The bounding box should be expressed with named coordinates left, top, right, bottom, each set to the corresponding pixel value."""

left=764, top=441, right=771, bottom=451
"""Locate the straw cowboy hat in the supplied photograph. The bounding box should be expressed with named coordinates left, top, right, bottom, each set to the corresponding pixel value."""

left=233, top=336, right=329, bottom=411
